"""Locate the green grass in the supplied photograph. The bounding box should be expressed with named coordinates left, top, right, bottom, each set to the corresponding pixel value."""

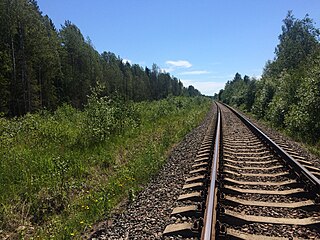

left=0, top=96, right=211, bottom=239
left=306, top=144, right=320, bottom=158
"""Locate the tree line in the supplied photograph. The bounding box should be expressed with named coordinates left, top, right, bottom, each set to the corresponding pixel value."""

left=216, top=12, right=320, bottom=143
left=0, top=0, right=201, bottom=117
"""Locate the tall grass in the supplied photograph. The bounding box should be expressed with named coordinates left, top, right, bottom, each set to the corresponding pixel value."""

left=0, top=95, right=211, bottom=239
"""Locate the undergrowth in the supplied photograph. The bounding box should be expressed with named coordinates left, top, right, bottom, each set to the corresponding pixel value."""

left=0, top=94, right=211, bottom=239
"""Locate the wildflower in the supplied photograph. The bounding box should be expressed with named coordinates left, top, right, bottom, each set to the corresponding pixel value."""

left=80, top=221, right=84, bottom=224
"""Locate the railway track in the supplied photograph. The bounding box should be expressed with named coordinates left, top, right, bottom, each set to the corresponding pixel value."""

left=248, top=124, right=320, bottom=180
left=163, top=102, right=320, bottom=239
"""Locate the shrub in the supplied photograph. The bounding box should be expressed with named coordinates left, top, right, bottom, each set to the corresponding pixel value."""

left=285, top=73, right=320, bottom=143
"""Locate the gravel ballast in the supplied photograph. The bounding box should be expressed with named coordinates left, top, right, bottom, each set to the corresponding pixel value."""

left=244, top=112, right=320, bottom=170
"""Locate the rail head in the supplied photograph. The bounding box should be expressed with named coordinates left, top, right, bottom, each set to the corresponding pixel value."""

left=201, top=107, right=221, bottom=240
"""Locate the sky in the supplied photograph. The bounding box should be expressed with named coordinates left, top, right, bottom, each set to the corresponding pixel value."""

left=37, top=0, right=320, bottom=96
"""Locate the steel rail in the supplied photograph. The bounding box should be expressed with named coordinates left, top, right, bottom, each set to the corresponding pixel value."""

left=201, top=107, right=221, bottom=240
left=225, top=104, right=320, bottom=194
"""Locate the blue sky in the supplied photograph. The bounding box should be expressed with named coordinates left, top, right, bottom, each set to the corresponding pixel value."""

left=37, top=0, right=320, bottom=96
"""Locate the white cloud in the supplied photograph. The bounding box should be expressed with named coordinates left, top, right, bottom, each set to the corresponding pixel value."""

left=180, top=70, right=210, bottom=75
left=166, top=60, right=192, bottom=68
left=122, top=58, right=132, bottom=64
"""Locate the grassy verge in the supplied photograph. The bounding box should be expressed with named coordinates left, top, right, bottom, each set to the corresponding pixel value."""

left=0, top=96, right=211, bottom=239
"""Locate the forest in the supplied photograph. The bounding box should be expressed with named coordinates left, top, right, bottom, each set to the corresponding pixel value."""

left=216, top=12, right=320, bottom=146
left=0, top=0, right=201, bottom=117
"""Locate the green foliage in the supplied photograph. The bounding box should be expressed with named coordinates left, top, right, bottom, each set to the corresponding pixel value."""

left=275, top=11, right=319, bottom=72
left=220, top=73, right=257, bottom=112
left=0, top=0, right=62, bottom=115
left=82, top=87, right=140, bottom=146
left=285, top=53, right=320, bottom=143
left=0, top=0, right=201, bottom=117
left=218, top=11, right=320, bottom=146
left=266, top=94, right=287, bottom=127
left=83, top=91, right=116, bottom=144
left=0, top=95, right=211, bottom=239
left=265, top=71, right=294, bottom=127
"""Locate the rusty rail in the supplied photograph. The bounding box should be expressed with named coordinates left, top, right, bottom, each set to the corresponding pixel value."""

left=201, top=107, right=221, bottom=240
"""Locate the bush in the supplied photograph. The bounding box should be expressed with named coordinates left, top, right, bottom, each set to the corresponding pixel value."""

left=285, top=72, right=320, bottom=143
left=81, top=87, right=140, bottom=146
left=83, top=92, right=116, bottom=145
left=266, top=95, right=287, bottom=128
